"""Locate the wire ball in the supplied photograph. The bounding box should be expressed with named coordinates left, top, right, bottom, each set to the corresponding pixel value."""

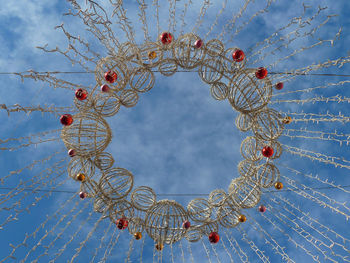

left=252, top=108, right=284, bottom=141
left=61, top=111, right=112, bottom=157
left=229, top=177, right=261, bottom=209
left=95, top=57, right=129, bottom=91
left=240, top=136, right=264, bottom=162
left=228, top=68, right=272, bottom=114
left=256, top=162, right=280, bottom=188
left=92, top=92, right=121, bottom=117
left=210, top=82, right=229, bottom=101
left=130, top=186, right=157, bottom=211
left=235, top=113, right=253, bottom=132
left=187, top=198, right=212, bottom=223
left=94, top=152, right=115, bottom=171
left=173, top=33, right=206, bottom=69
left=67, top=156, right=95, bottom=181
left=145, top=200, right=188, bottom=244
left=98, top=168, right=134, bottom=201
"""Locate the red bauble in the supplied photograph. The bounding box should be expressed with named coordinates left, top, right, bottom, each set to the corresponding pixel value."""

left=209, top=232, right=220, bottom=244
left=232, top=49, right=245, bottom=62
left=101, top=84, right=110, bottom=92
left=79, top=192, right=87, bottom=199
left=60, top=114, right=73, bottom=126
left=262, top=146, right=274, bottom=158
left=160, top=32, right=173, bottom=45
left=258, top=205, right=266, bottom=213
left=194, top=39, right=203, bottom=49
left=183, top=220, right=191, bottom=229
left=104, top=71, right=118, bottom=83
left=116, top=218, right=128, bottom=230
left=275, top=82, right=284, bottom=90
left=75, top=88, right=88, bottom=100
left=68, top=149, right=76, bottom=157
left=255, top=67, right=268, bottom=79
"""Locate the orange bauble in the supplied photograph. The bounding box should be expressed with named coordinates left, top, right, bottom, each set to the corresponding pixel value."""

left=148, top=51, right=157, bottom=59
left=282, top=116, right=292, bottom=124
left=76, top=173, right=86, bottom=182
left=155, top=243, right=164, bottom=250
left=238, top=214, right=247, bottom=222
left=275, top=182, right=283, bottom=190
left=134, top=232, right=142, bottom=240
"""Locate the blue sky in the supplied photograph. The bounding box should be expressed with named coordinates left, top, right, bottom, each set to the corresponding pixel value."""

left=0, top=0, right=350, bottom=262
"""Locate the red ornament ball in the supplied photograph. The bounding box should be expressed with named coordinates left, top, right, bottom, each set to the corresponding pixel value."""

left=101, top=84, right=110, bottom=92
left=68, top=149, right=76, bottom=157
left=75, top=88, right=88, bottom=100
left=232, top=49, right=245, bottom=62
left=194, top=39, right=203, bottom=49
left=116, top=218, right=128, bottom=230
left=160, top=32, right=173, bottom=45
left=104, top=71, right=118, bottom=83
left=79, top=192, right=87, bottom=199
left=208, top=232, right=220, bottom=244
left=262, top=146, right=274, bottom=158
left=60, top=114, right=73, bottom=126
left=275, top=82, right=284, bottom=90
left=258, top=205, right=266, bottom=213
left=255, top=67, right=268, bottom=79
left=183, top=220, right=191, bottom=229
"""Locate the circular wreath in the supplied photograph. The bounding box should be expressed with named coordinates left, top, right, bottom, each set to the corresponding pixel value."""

left=60, top=32, right=287, bottom=248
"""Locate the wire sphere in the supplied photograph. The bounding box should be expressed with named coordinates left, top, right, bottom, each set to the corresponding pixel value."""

left=229, top=177, right=261, bottom=209
left=109, top=199, right=135, bottom=222
left=238, top=159, right=258, bottom=178
left=252, top=108, right=284, bottom=141
left=187, top=198, right=212, bottom=223
left=61, top=112, right=112, bottom=157
left=228, top=68, right=272, bottom=114
left=208, top=189, right=227, bottom=207
left=235, top=113, right=253, bottom=132
left=256, top=162, right=280, bottom=188
left=130, top=186, right=157, bottom=211
left=173, top=33, right=206, bottom=69
left=210, top=82, right=229, bottom=101
left=67, top=156, right=95, bottom=181
left=145, top=200, right=188, bottom=244
left=240, top=136, right=264, bottom=162
left=92, top=92, right=121, bottom=117
left=198, top=58, right=224, bottom=84
left=98, top=168, right=134, bottom=201
left=118, top=89, right=139, bottom=108
left=205, top=39, right=225, bottom=57
left=216, top=197, right=241, bottom=228
left=129, top=67, right=155, bottom=93
left=185, top=225, right=203, bottom=243
left=94, top=152, right=115, bottom=170
left=95, top=57, right=129, bottom=91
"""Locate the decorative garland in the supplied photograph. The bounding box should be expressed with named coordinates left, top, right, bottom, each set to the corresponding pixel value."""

left=60, top=32, right=290, bottom=249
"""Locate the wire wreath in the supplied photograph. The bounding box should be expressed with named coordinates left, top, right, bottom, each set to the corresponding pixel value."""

left=60, top=32, right=286, bottom=248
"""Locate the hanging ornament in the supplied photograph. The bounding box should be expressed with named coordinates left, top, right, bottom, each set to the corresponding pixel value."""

left=116, top=218, right=128, bottom=230
left=238, top=214, right=247, bottom=222
left=258, top=205, right=266, bottom=213
left=262, top=146, right=274, bottom=158
left=232, top=49, right=245, bottom=62
left=160, top=32, right=173, bottom=45
left=208, top=232, right=220, bottom=243
left=79, top=191, right=87, bottom=199
left=75, top=88, right=88, bottom=100
left=275, top=182, right=283, bottom=190
left=101, top=84, right=110, bottom=92
left=275, top=82, right=284, bottom=90
left=60, top=114, right=73, bottom=126
left=104, top=71, right=118, bottom=83
left=255, top=67, right=268, bottom=79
